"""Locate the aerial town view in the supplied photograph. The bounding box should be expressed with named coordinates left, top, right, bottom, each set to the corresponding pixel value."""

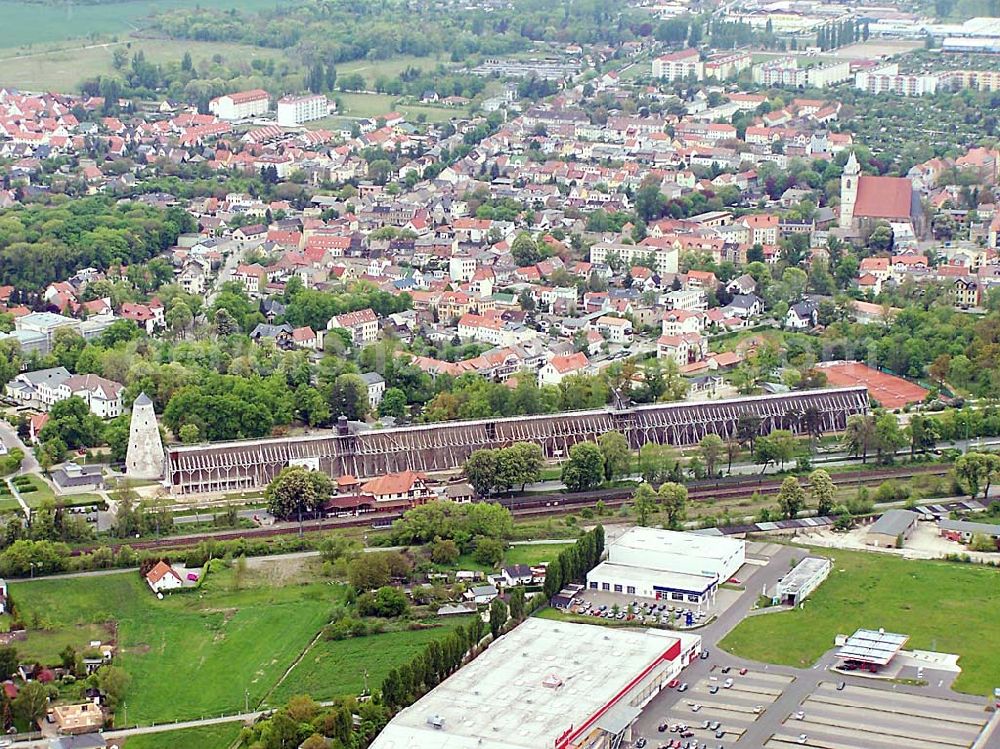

left=2, top=0, right=1000, bottom=747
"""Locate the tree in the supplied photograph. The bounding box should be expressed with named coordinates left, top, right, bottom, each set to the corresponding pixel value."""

left=430, top=538, right=459, bottom=565
left=166, top=301, right=193, bottom=338
left=954, top=452, right=995, bottom=499
left=13, top=680, right=48, bottom=726
left=543, top=556, right=564, bottom=600
left=808, top=469, right=836, bottom=516
left=657, top=482, right=688, bottom=530
left=599, top=431, right=631, bottom=482
left=511, top=233, right=541, bottom=266
left=39, top=396, right=104, bottom=449
left=473, top=536, right=504, bottom=567
left=96, top=665, right=130, bottom=711
left=698, top=434, right=724, bottom=477
left=843, top=414, right=876, bottom=463
left=874, top=412, right=905, bottom=463
left=489, top=597, right=508, bottom=639
left=509, top=586, right=526, bottom=621
left=753, top=435, right=780, bottom=473
left=179, top=423, right=200, bottom=444
left=632, top=483, right=658, bottom=526
left=464, top=449, right=499, bottom=497
left=561, top=442, right=605, bottom=492
left=379, top=387, right=407, bottom=418
left=905, top=414, right=938, bottom=456
left=264, top=467, right=333, bottom=520
left=777, top=476, right=805, bottom=519
left=0, top=646, right=17, bottom=681
left=357, top=586, right=409, bottom=617
left=327, top=373, right=369, bottom=421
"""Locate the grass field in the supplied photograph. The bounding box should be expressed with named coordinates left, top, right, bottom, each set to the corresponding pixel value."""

left=0, top=0, right=289, bottom=49
left=270, top=620, right=471, bottom=704
left=504, top=542, right=574, bottom=567
left=11, top=567, right=337, bottom=724
left=123, top=723, right=242, bottom=749
left=328, top=92, right=467, bottom=123
left=0, top=38, right=287, bottom=93
left=718, top=548, right=1000, bottom=695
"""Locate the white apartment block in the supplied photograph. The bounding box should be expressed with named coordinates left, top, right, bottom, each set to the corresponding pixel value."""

left=855, top=64, right=944, bottom=96
left=277, top=94, right=329, bottom=127
left=209, top=90, right=270, bottom=120
left=652, top=49, right=703, bottom=81
left=589, top=243, right=679, bottom=276
left=753, top=57, right=851, bottom=89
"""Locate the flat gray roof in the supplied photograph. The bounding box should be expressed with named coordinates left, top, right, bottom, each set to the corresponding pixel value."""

left=777, top=557, right=832, bottom=596
left=939, top=518, right=1000, bottom=536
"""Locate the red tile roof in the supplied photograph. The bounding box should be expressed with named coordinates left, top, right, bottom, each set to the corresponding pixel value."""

left=854, top=176, right=914, bottom=220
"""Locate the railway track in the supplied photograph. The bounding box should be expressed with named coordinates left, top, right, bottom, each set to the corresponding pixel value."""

left=74, top=463, right=950, bottom=554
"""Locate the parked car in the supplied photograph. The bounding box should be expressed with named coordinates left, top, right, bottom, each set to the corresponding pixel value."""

left=794, top=711, right=805, bottom=721
left=678, top=683, right=689, bottom=692
left=723, top=678, right=733, bottom=689
left=700, top=650, right=710, bottom=660
left=738, top=668, right=748, bottom=675
left=797, top=735, right=808, bottom=744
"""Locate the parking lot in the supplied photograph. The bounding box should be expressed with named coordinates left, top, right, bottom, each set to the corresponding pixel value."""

left=568, top=592, right=720, bottom=628
left=766, top=682, right=989, bottom=749
left=633, top=664, right=794, bottom=748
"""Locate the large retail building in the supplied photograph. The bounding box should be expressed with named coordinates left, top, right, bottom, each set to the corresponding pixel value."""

left=585, top=527, right=745, bottom=606
left=369, top=618, right=701, bottom=749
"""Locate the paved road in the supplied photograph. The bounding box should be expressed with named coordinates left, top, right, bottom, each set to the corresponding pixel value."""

left=0, top=418, right=40, bottom=475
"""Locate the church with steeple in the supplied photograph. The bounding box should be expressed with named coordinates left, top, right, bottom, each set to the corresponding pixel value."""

left=839, top=151, right=924, bottom=238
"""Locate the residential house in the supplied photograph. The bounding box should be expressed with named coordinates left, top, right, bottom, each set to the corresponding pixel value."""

left=146, top=561, right=183, bottom=593
left=360, top=372, right=386, bottom=409
left=725, top=294, right=764, bottom=319
left=501, top=565, right=536, bottom=587
left=360, top=470, right=437, bottom=505
left=785, top=300, right=818, bottom=330
left=463, top=584, right=499, bottom=605
left=327, top=308, right=379, bottom=345
left=657, top=333, right=707, bottom=366
left=537, top=352, right=589, bottom=386
left=594, top=315, right=633, bottom=344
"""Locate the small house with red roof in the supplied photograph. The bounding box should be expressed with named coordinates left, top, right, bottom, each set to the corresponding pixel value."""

left=145, top=561, right=183, bottom=594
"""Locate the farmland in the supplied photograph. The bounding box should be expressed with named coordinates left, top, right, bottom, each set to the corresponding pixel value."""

left=0, top=0, right=289, bottom=49
left=718, top=548, right=1000, bottom=695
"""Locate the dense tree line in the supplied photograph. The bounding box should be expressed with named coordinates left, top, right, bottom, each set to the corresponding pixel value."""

left=152, top=0, right=648, bottom=70
left=389, top=500, right=513, bottom=548
left=542, top=525, right=604, bottom=599
left=0, top=198, right=194, bottom=290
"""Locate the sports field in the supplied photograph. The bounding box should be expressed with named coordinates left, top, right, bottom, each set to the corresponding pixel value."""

left=719, top=548, right=1000, bottom=695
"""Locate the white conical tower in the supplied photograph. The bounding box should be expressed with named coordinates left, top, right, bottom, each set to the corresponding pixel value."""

left=126, top=392, right=165, bottom=480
